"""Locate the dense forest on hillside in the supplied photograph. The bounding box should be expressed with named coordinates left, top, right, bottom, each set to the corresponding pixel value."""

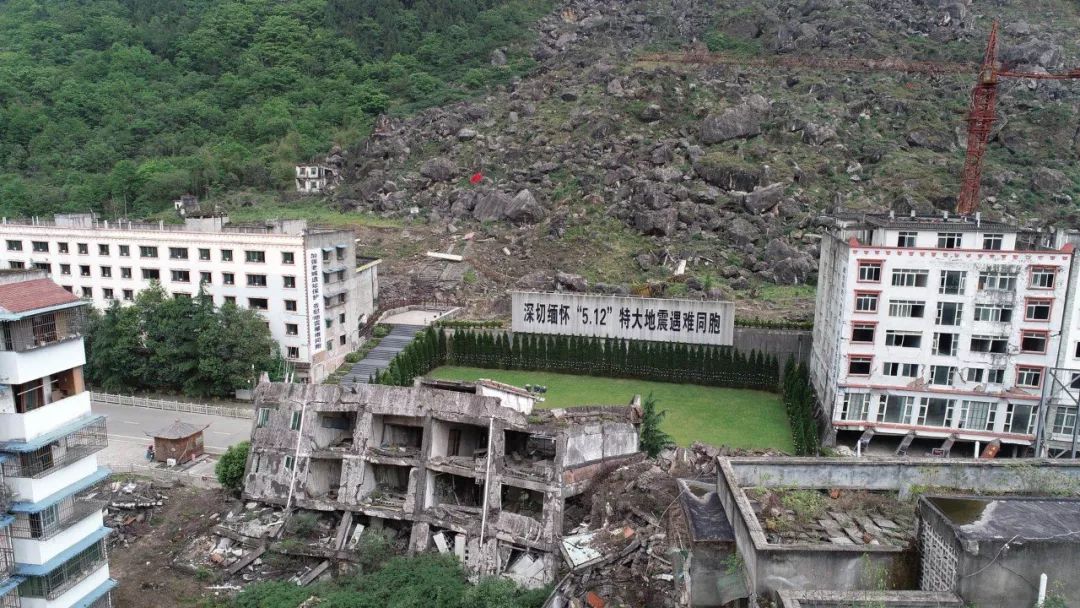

left=0, top=0, right=548, bottom=218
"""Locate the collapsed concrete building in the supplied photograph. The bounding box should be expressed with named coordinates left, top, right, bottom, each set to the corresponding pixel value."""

left=241, top=379, right=641, bottom=587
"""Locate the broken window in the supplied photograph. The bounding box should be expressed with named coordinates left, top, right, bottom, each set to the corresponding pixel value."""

left=500, top=485, right=544, bottom=519
left=432, top=472, right=484, bottom=508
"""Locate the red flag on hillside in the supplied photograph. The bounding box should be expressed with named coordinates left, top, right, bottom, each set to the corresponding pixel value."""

left=469, top=172, right=483, bottom=185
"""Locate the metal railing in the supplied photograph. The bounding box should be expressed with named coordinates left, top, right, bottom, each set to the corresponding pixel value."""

left=11, top=486, right=108, bottom=541
left=0, top=308, right=85, bottom=353
left=90, top=392, right=253, bottom=419
left=2, top=419, right=108, bottom=478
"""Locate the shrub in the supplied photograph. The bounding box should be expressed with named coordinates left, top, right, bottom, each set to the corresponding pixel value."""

left=639, top=393, right=674, bottom=457
left=215, top=441, right=250, bottom=493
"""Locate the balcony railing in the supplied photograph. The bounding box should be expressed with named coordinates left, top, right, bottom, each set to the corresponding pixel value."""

left=0, top=308, right=86, bottom=353
left=2, top=418, right=108, bottom=479
left=19, top=538, right=107, bottom=601
left=11, top=485, right=108, bottom=541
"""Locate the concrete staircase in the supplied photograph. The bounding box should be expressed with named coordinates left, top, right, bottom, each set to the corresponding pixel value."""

left=341, top=324, right=426, bottom=385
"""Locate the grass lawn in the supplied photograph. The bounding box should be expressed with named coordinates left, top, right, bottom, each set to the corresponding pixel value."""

left=428, top=366, right=793, bottom=451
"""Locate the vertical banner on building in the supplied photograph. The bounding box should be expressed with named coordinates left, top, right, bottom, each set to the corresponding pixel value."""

left=511, top=291, right=735, bottom=345
left=308, top=251, right=323, bottom=353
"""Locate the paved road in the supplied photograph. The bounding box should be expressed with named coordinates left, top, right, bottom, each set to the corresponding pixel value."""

left=91, top=401, right=253, bottom=466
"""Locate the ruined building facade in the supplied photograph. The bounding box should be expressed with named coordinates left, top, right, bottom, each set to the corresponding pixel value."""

left=241, top=381, right=641, bottom=586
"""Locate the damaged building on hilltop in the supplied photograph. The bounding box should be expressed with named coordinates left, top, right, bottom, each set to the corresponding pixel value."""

left=241, top=379, right=641, bottom=587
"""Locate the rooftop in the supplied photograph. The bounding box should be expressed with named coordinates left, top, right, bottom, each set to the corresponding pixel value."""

left=1, top=213, right=346, bottom=236
left=148, top=419, right=210, bottom=440
left=0, top=277, right=83, bottom=317
left=831, top=212, right=1019, bottom=233
left=925, top=495, right=1080, bottom=543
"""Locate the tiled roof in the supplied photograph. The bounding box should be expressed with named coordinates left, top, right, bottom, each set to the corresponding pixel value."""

left=0, top=278, right=81, bottom=315
left=148, top=419, right=209, bottom=440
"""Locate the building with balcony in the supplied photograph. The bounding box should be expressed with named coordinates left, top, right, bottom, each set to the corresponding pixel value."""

left=294, top=165, right=337, bottom=194
left=811, top=212, right=1076, bottom=457
left=0, top=214, right=380, bottom=383
left=0, top=270, right=115, bottom=608
left=242, top=380, right=641, bottom=587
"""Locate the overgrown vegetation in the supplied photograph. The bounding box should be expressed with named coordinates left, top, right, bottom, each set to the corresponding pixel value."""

left=85, top=283, right=280, bottom=397
left=225, top=553, right=547, bottom=608
left=781, top=357, right=819, bottom=456
left=215, top=441, right=249, bottom=493
left=639, top=392, right=674, bottom=457
left=0, top=0, right=550, bottom=218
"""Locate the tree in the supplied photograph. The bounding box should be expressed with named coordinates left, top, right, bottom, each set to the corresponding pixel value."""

left=215, top=441, right=250, bottom=492
left=639, top=392, right=674, bottom=457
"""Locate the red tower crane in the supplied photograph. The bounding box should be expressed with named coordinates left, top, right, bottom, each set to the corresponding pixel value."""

left=957, top=21, right=1080, bottom=215
left=640, top=21, right=1080, bottom=216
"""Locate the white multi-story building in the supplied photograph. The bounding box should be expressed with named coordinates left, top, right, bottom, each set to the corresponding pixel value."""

left=0, top=270, right=115, bottom=607
left=295, top=165, right=336, bottom=194
left=812, top=212, right=1075, bottom=457
left=0, top=214, right=379, bottom=383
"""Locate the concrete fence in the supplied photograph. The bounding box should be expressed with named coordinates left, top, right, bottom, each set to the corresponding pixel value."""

left=90, top=391, right=254, bottom=420
left=109, top=462, right=221, bottom=489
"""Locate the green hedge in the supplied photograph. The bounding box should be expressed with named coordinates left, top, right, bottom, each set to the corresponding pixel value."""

left=375, top=328, right=780, bottom=392
left=735, top=317, right=813, bottom=330
left=781, top=357, right=819, bottom=455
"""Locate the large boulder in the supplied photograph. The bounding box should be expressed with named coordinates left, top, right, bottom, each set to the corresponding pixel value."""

left=742, top=182, right=785, bottom=214
left=693, top=155, right=763, bottom=191
left=555, top=272, right=588, bottom=292
left=699, top=95, right=769, bottom=144
left=504, top=189, right=546, bottom=224
left=724, top=216, right=762, bottom=247
left=634, top=208, right=677, bottom=236
left=1032, top=168, right=1071, bottom=194
left=803, top=122, right=837, bottom=146
left=420, top=157, right=456, bottom=182
left=763, top=238, right=815, bottom=284
left=471, top=191, right=513, bottom=222
left=1002, top=40, right=1063, bottom=69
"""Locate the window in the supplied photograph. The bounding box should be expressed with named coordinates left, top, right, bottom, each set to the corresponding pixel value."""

left=282, top=252, right=294, bottom=264
left=883, top=362, right=919, bottom=377
left=1070, top=373, right=1080, bottom=390
left=841, top=393, right=871, bottom=421
left=285, top=299, right=297, bottom=312
left=31, top=241, right=48, bottom=252
left=198, top=248, right=210, bottom=261
left=123, top=289, right=134, bottom=301
left=6, top=240, right=22, bottom=251
left=142, top=268, right=160, bottom=280
left=960, top=401, right=996, bottom=431
left=937, top=232, right=962, bottom=249
left=988, top=368, right=1005, bottom=384
left=79, top=265, right=91, bottom=277
left=169, top=247, right=188, bottom=260
left=935, top=302, right=963, bottom=326
left=340, top=335, right=346, bottom=345
left=891, top=269, right=928, bottom=287
left=8, top=261, right=24, bottom=269
left=854, top=292, right=879, bottom=313
left=245, top=250, right=266, bottom=263
left=104, top=288, right=114, bottom=300
left=249, top=298, right=268, bottom=310
left=878, top=395, right=914, bottom=423
left=930, top=365, right=956, bottom=386
left=290, top=411, right=302, bottom=430
left=221, top=249, right=233, bottom=261
left=897, top=231, right=917, bottom=247
left=224, top=296, right=236, bottom=305
left=171, top=270, right=191, bottom=283
left=77, top=243, right=89, bottom=255
left=1005, top=403, right=1038, bottom=434
left=256, top=408, right=270, bottom=428
left=858, top=261, right=882, bottom=282
left=1030, top=267, right=1056, bottom=289
left=119, top=244, right=129, bottom=256
left=918, top=397, right=953, bottom=427
left=100, top=266, right=112, bottom=278
left=888, top=300, right=926, bottom=318
left=939, top=270, right=966, bottom=295
left=287, top=346, right=300, bottom=358
left=222, top=272, right=235, bottom=285
left=1016, top=366, right=1043, bottom=388
left=140, top=245, right=158, bottom=258
left=848, top=356, right=872, bottom=375
left=121, top=267, right=132, bottom=278
left=325, top=318, right=333, bottom=329
left=286, top=323, right=299, bottom=336
left=338, top=313, right=345, bottom=324
left=932, top=332, right=958, bottom=356
left=967, top=368, right=984, bottom=383
left=978, top=270, right=1016, bottom=291
left=1025, top=299, right=1052, bottom=321
left=283, top=276, right=296, bottom=289
left=60, top=264, right=71, bottom=275
left=1053, top=406, right=1078, bottom=437
left=970, top=335, right=1008, bottom=354
left=983, top=233, right=1004, bottom=250
left=58, top=242, right=69, bottom=253
left=247, top=274, right=267, bottom=287
left=1020, top=330, right=1047, bottom=353
left=81, top=287, right=92, bottom=298
left=200, top=271, right=211, bottom=284
left=885, top=331, right=922, bottom=348
left=98, top=244, right=109, bottom=255
left=284, top=455, right=295, bottom=471
left=322, top=249, right=331, bottom=263
left=31, top=262, right=49, bottom=272
left=974, top=304, right=1012, bottom=323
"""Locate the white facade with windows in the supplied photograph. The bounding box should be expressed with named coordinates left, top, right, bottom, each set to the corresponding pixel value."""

left=0, top=215, right=380, bottom=383
left=294, top=165, right=336, bottom=194
left=0, top=270, right=115, bottom=608
left=812, top=213, right=1074, bottom=456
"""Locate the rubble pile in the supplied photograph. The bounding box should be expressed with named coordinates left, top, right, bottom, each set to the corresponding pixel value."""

left=745, top=488, right=916, bottom=546
left=105, top=479, right=168, bottom=548
left=173, top=502, right=292, bottom=583
left=656, top=442, right=788, bottom=478
left=554, top=459, right=688, bottom=608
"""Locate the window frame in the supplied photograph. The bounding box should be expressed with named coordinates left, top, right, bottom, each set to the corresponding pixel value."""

left=982, top=233, right=1004, bottom=250
left=1029, top=266, right=1057, bottom=290
left=1019, top=329, right=1048, bottom=354
left=1024, top=298, right=1053, bottom=322
left=1016, top=365, right=1044, bottom=389
left=938, top=270, right=967, bottom=295
left=851, top=322, right=876, bottom=343
left=896, top=231, right=917, bottom=248
left=936, top=232, right=963, bottom=249
left=888, top=299, right=926, bottom=318
left=856, top=260, right=883, bottom=283
left=854, top=291, right=880, bottom=314
left=847, top=355, right=873, bottom=376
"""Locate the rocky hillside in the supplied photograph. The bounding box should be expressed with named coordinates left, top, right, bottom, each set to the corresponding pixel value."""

left=326, top=0, right=1080, bottom=320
